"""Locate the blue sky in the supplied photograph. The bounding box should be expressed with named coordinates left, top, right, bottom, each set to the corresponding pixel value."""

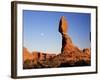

left=23, top=10, right=91, bottom=53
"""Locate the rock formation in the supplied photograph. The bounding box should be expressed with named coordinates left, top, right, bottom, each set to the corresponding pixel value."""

left=23, top=48, right=33, bottom=61
left=59, top=16, right=68, bottom=34
left=51, top=16, right=91, bottom=67
left=23, top=47, right=56, bottom=69
left=23, top=16, right=91, bottom=69
left=59, top=16, right=82, bottom=54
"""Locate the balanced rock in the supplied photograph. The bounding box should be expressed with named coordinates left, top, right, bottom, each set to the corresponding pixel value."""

left=59, top=16, right=68, bottom=34
left=59, top=16, right=81, bottom=54
left=52, top=16, right=91, bottom=67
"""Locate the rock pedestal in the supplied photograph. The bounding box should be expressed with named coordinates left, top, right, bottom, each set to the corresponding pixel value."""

left=59, top=16, right=81, bottom=54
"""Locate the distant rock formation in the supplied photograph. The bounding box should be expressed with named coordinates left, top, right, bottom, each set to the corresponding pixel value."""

left=23, top=48, right=33, bottom=61
left=23, top=48, right=56, bottom=61
left=23, top=48, right=56, bottom=69
left=83, top=48, right=91, bottom=54
left=23, top=16, right=91, bottom=69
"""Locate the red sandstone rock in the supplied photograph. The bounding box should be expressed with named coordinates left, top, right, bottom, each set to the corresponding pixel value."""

left=59, top=16, right=68, bottom=34
left=23, top=47, right=33, bottom=61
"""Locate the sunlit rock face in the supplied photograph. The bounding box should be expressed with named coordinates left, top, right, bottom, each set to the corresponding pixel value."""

left=59, top=16, right=68, bottom=34
left=23, top=48, right=33, bottom=61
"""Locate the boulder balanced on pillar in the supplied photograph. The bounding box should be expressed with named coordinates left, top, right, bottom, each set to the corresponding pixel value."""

left=59, top=16, right=81, bottom=54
